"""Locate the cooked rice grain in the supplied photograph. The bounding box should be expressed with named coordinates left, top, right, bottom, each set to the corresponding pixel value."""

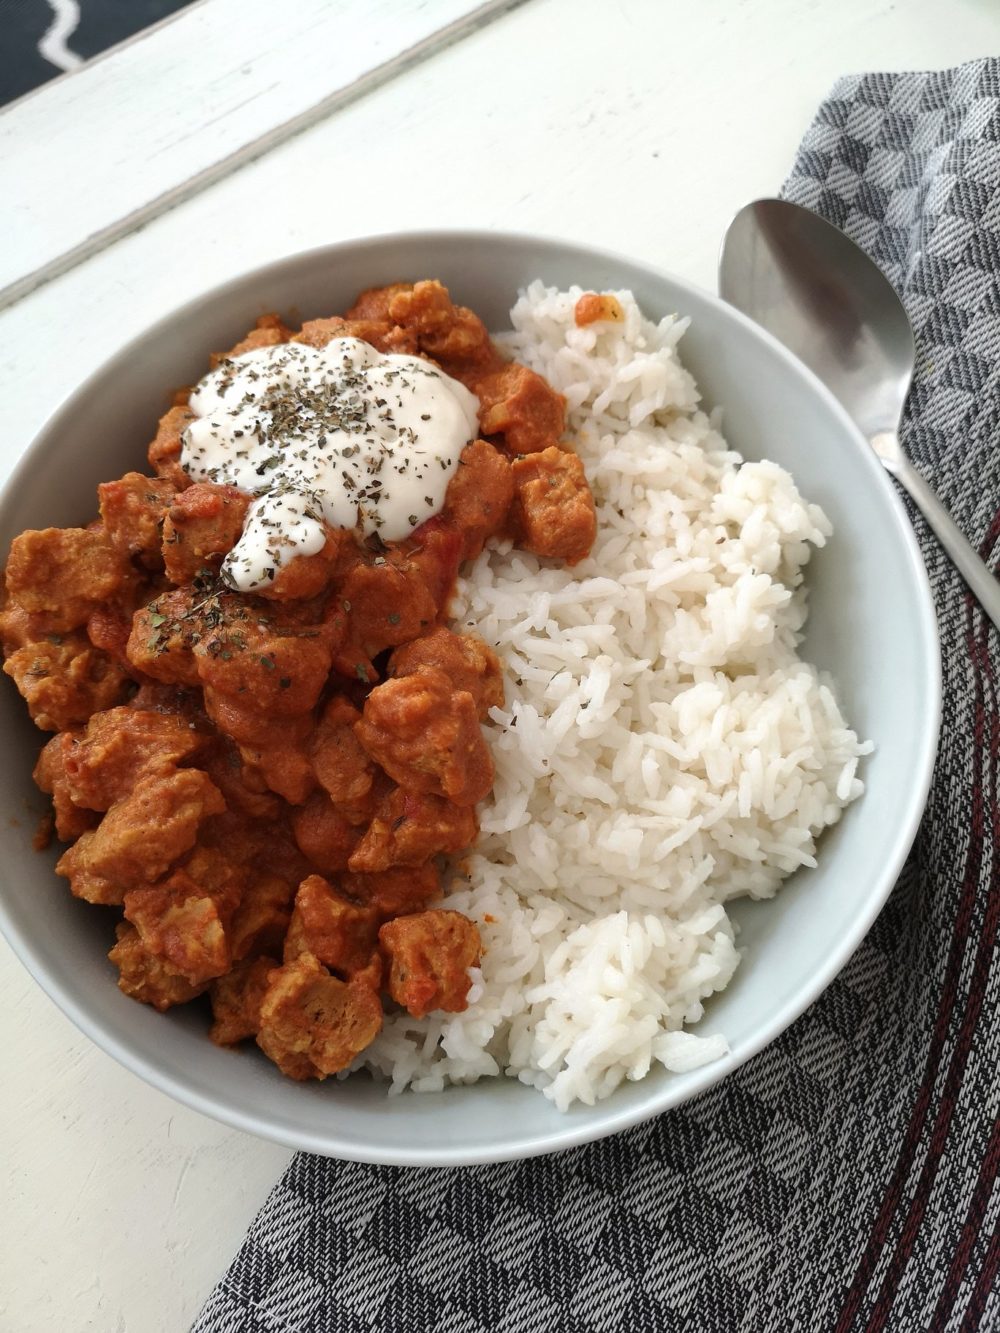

left=356, top=283, right=870, bottom=1110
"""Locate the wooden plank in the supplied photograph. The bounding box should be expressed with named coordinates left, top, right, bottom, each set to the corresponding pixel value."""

left=0, top=0, right=528, bottom=311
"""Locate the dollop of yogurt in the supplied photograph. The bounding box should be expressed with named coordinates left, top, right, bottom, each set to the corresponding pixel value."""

left=182, top=338, right=480, bottom=592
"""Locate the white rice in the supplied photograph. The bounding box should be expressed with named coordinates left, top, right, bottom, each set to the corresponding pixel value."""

left=356, top=283, right=871, bottom=1111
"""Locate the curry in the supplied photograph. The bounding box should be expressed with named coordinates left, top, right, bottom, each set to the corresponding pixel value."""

left=0, top=280, right=597, bottom=1081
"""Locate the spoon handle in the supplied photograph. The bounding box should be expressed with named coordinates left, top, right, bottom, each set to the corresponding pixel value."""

left=889, top=455, right=1000, bottom=634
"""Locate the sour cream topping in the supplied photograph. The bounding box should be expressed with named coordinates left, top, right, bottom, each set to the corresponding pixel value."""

left=182, top=338, right=480, bottom=592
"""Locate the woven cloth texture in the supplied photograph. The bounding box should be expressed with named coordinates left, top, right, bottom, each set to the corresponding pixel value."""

left=193, top=58, right=1000, bottom=1333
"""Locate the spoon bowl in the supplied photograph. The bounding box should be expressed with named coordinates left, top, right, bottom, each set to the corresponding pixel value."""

left=720, top=197, right=1000, bottom=630
left=719, top=199, right=915, bottom=444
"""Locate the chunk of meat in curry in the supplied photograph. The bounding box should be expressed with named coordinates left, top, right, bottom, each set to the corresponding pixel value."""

left=379, top=909, right=482, bottom=1019
left=388, top=626, right=503, bottom=719
left=255, top=953, right=383, bottom=1080
left=355, top=667, right=494, bottom=807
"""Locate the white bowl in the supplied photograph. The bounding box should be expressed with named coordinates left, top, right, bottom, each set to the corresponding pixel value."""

left=0, top=231, right=939, bottom=1164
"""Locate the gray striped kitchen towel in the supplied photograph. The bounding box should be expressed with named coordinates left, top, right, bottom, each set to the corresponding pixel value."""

left=194, top=58, right=1000, bottom=1333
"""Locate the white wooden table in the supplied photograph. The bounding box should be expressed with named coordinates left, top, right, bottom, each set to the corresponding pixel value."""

left=2, top=3, right=997, bottom=1329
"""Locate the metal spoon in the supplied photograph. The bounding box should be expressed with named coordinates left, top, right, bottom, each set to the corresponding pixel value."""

left=719, top=196, right=1000, bottom=633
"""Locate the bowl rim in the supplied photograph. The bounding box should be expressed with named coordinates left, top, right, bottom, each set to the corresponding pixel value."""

left=0, top=228, right=941, bottom=1164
